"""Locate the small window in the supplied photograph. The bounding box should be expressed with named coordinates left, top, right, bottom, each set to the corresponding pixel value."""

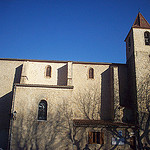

left=46, top=65, right=51, bottom=77
left=88, top=132, right=104, bottom=144
left=128, top=37, right=131, bottom=51
left=89, top=68, right=94, bottom=79
left=144, top=31, right=150, bottom=45
left=38, top=100, right=47, bottom=120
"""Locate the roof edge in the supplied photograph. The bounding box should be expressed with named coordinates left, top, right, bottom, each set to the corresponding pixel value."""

left=73, top=119, right=136, bottom=127
left=0, top=58, right=69, bottom=63
left=0, top=58, right=126, bottom=66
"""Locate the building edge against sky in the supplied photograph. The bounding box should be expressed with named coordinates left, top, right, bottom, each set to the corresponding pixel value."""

left=0, top=12, right=149, bottom=150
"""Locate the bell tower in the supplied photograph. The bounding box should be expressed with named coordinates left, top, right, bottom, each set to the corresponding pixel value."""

left=125, top=12, right=150, bottom=123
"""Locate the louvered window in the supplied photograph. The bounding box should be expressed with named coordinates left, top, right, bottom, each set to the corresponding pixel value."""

left=88, top=132, right=104, bottom=144
left=38, top=100, right=47, bottom=120
left=144, top=31, right=150, bottom=45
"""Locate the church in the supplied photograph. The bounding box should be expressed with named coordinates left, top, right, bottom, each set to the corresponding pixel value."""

left=0, top=12, right=149, bottom=150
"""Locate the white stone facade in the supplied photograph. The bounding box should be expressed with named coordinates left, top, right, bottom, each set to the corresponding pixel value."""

left=0, top=13, right=149, bottom=150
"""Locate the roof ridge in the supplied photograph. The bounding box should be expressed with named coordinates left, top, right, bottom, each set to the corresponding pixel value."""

left=132, top=12, right=150, bottom=29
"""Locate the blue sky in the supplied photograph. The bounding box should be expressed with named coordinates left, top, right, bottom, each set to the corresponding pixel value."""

left=0, top=0, right=150, bottom=63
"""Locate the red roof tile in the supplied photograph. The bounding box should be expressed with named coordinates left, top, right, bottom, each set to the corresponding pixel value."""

left=73, top=119, right=135, bottom=127
left=132, top=12, right=150, bottom=29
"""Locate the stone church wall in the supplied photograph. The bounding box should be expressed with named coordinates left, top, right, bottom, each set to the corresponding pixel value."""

left=0, top=59, right=130, bottom=149
left=20, top=61, right=68, bottom=85
left=0, top=59, right=24, bottom=150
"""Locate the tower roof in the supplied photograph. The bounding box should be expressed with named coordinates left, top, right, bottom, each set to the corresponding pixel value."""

left=132, top=12, right=150, bottom=29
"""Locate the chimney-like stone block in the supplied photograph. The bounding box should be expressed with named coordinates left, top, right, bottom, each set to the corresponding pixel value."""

left=67, top=61, right=73, bottom=86
left=20, top=61, right=29, bottom=84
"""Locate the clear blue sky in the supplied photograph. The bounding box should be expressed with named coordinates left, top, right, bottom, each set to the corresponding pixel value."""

left=0, top=0, right=150, bottom=63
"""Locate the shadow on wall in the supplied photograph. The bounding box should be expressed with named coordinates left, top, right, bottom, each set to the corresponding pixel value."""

left=118, top=66, right=128, bottom=106
left=57, top=65, right=67, bottom=86
left=11, top=102, right=75, bottom=150
left=118, top=66, right=135, bottom=123
left=118, top=65, right=135, bottom=123
left=101, top=68, right=113, bottom=120
left=0, top=64, right=23, bottom=150
left=101, top=66, right=135, bottom=123
left=0, top=92, right=13, bottom=150
left=14, top=65, right=23, bottom=84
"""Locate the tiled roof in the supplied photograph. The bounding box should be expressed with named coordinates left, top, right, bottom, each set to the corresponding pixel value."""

left=73, top=119, right=135, bottom=127
left=132, top=12, right=150, bottom=29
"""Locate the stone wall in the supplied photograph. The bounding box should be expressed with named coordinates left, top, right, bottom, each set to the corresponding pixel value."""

left=0, top=58, right=129, bottom=149
left=0, top=59, right=24, bottom=150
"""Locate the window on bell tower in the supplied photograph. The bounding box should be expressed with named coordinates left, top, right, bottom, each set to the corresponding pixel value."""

left=144, top=31, right=150, bottom=45
left=128, top=37, right=131, bottom=51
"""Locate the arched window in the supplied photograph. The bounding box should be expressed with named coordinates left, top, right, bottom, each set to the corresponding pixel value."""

left=46, top=65, right=51, bottom=77
left=38, top=100, right=47, bottom=120
left=144, top=31, right=150, bottom=45
left=89, top=68, right=94, bottom=79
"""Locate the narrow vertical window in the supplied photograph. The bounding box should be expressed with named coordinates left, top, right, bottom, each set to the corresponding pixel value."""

left=144, top=31, right=150, bottom=45
left=89, top=68, right=94, bottom=79
left=46, top=65, right=51, bottom=77
left=128, top=37, right=131, bottom=51
left=38, top=100, right=47, bottom=120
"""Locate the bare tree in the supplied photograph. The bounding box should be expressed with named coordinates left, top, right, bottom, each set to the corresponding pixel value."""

left=73, top=86, right=101, bottom=120
left=11, top=106, right=66, bottom=150
left=57, top=100, right=86, bottom=150
left=11, top=99, right=86, bottom=150
left=136, top=74, right=150, bottom=149
left=11, top=82, right=144, bottom=149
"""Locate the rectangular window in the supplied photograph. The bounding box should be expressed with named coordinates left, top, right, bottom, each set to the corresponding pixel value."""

left=88, top=131, right=104, bottom=144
